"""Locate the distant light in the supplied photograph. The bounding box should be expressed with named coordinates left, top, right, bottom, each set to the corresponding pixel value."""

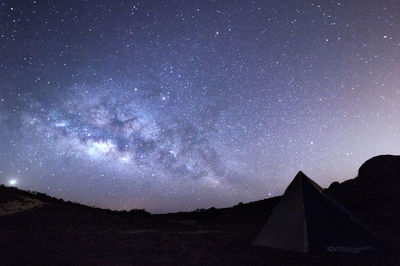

left=9, top=179, right=17, bottom=186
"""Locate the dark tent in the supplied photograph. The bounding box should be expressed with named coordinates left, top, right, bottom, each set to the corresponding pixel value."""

left=252, top=171, right=388, bottom=253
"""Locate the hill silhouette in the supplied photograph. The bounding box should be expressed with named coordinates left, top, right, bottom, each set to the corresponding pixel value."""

left=327, top=155, right=400, bottom=252
left=1, top=155, right=400, bottom=265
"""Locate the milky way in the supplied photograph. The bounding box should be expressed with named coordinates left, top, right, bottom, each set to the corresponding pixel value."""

left=1, top=0, right=400, bottom=212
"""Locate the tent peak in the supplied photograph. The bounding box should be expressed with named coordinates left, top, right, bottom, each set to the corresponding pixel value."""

left=291, top=171, right=323, bottom=192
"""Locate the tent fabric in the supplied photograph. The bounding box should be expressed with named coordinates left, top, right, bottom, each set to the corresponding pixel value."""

left=252, top=171, right=387, bottom=253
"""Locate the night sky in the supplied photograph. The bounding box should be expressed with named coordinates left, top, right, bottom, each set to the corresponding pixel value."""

left=1, top=0, right=400, bottom=213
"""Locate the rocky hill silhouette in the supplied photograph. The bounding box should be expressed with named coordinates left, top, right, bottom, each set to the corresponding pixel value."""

left=327, top=155, right=400, bottom=252
left=1, top=155, right=400, bottom=265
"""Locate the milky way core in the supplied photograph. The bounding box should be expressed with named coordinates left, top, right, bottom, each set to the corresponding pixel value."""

left=1, top=0, right=400, bottom=212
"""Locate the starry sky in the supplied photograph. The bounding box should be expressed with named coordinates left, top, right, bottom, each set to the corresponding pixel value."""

left=1, top=0, right=400, bottom=213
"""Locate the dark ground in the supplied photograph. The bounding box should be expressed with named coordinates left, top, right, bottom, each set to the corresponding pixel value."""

left=1, top=155, right=400, bottom=265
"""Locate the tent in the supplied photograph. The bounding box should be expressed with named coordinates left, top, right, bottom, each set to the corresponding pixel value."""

left=252, top=171, right=387, bottom=253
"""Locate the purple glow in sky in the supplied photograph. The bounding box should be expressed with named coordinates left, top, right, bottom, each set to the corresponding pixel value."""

left=1, top=0, right=400, bottom=213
